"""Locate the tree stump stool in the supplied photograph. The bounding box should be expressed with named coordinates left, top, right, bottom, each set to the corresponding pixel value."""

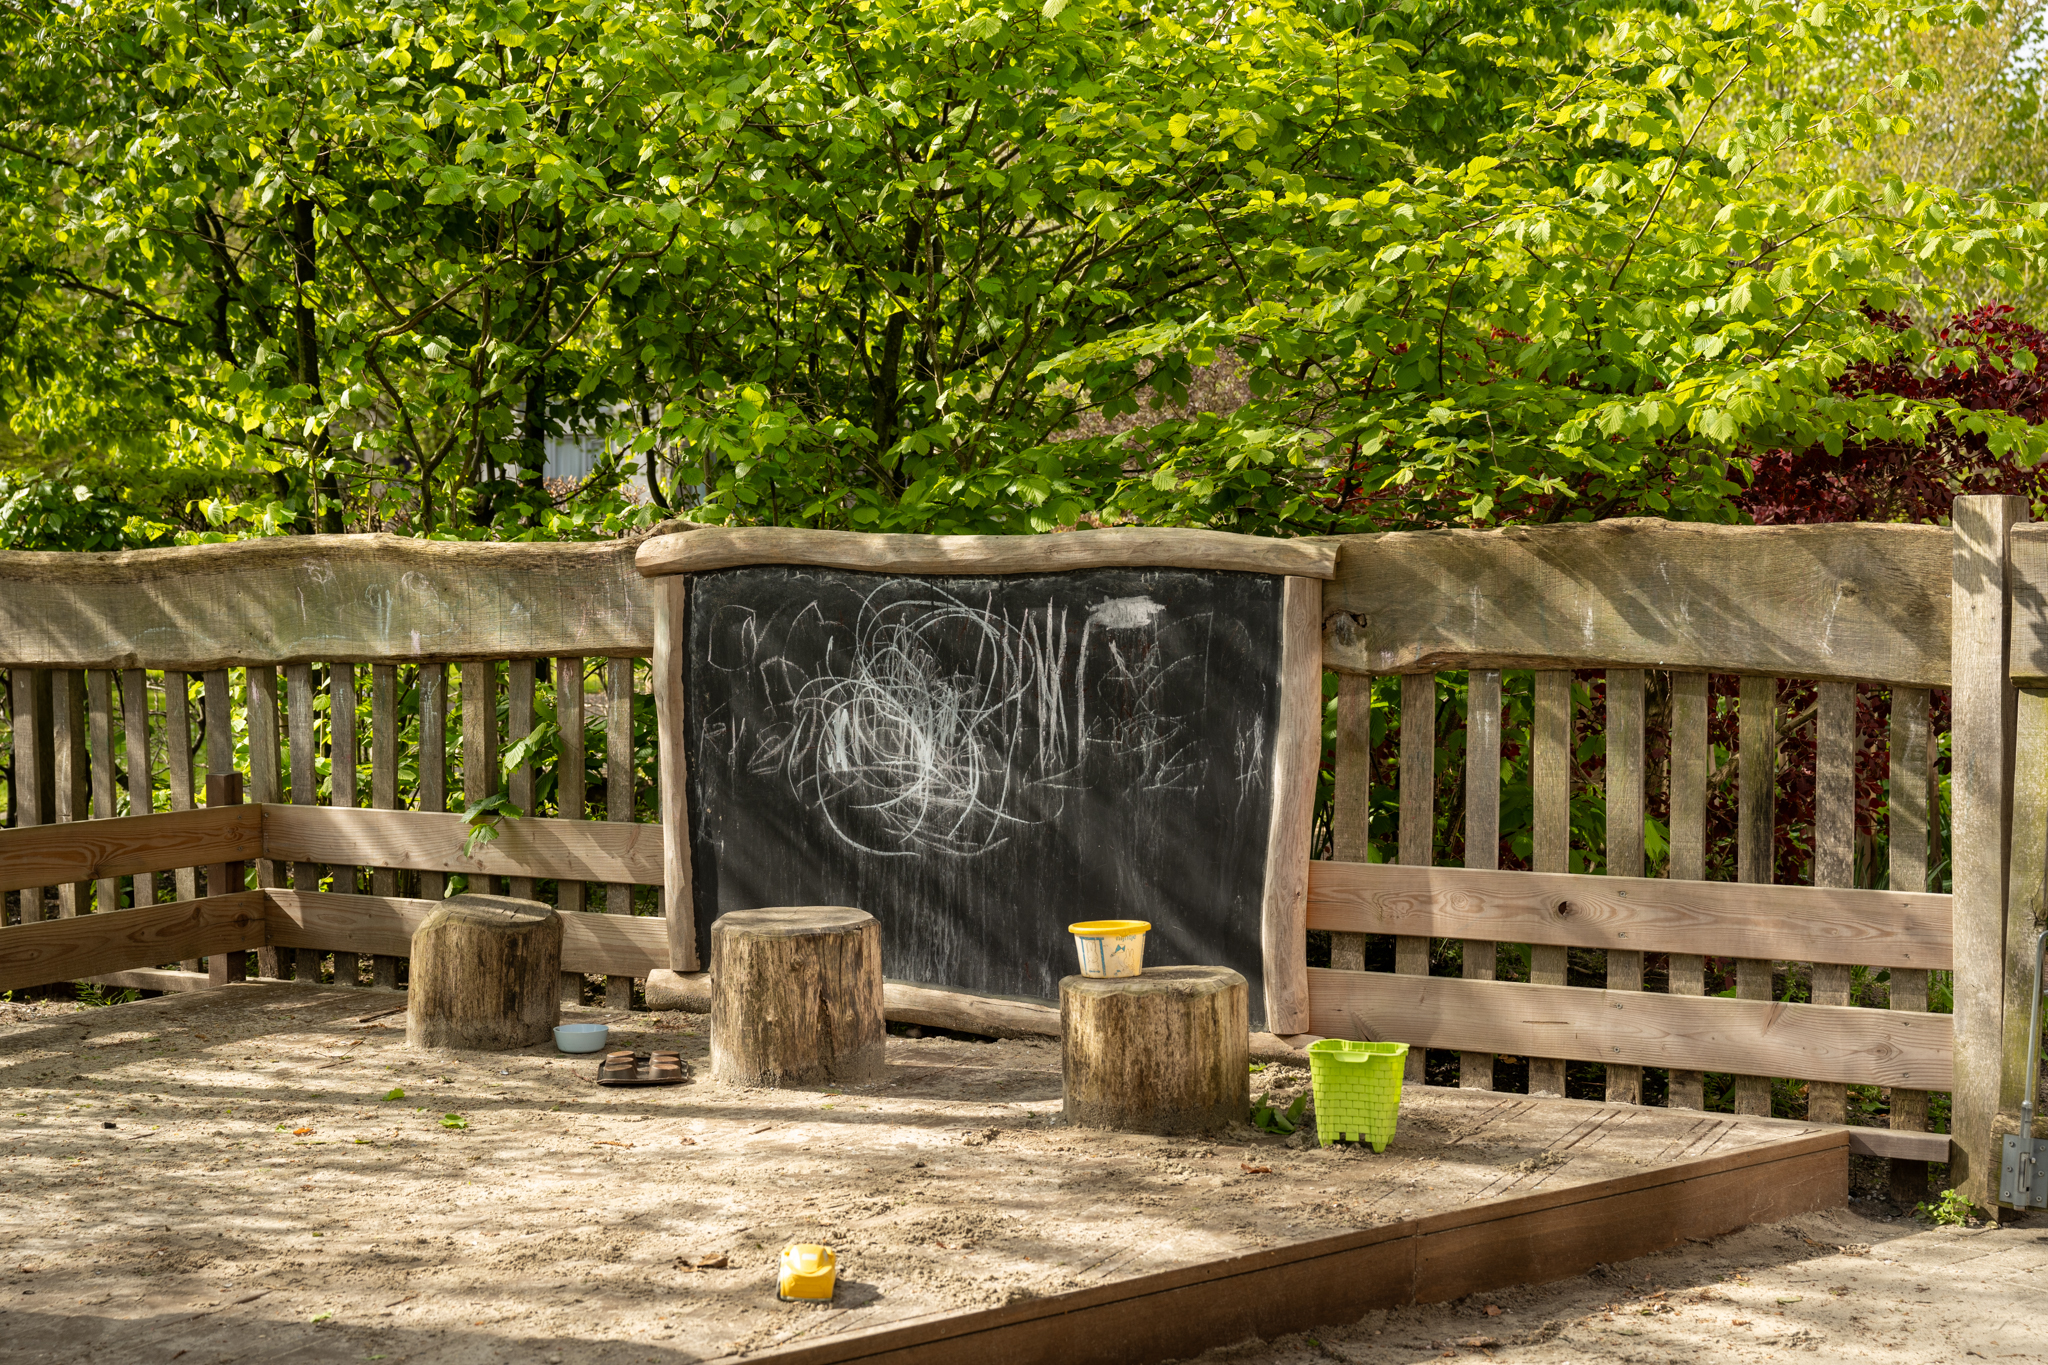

left=1061, top=965, right=1250, bottom=1135
left=407, top=894, right=563, bottom=1051
left=711, top=907, right=885, bottom=1087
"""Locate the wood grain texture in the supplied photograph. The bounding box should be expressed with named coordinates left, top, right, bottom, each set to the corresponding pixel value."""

left=1461, top=669, right=1501, bottom=1090
left=120, top=670, right=155, bottom=909
left=507, top=659, right=537, bottom=901
left=555, top=655, right=587, bottom=1001
left=1999, top=522, right=2048, bottom=684
left=0, top=805, right=262, bottom=893
left=0, top=530, right=672, bottom=670
left=1307, top=969, right=1952, bottom=1089
left=1888, top=685, right=1932, bottom=1202
left=417, top=663, right=447, bottom=901
left=2002, top=689, right=2048, bottom=1125
left=1395, top=671, right=1434, bottom=1081
left=329, top=663, right=363, bottom=985
left=264, top=889, right=670, bottom=977
left=0, top=889, right=265, bottom=991
left=636, top=526, right=1338, bottom=581
left=605, top=655, right=635, bottom=1008
left=646, top=969, right=1070, bottom=1039
left=368, top=662, right=401, bottom=989
left=1062, top=967, right=1250, bottom=1135
left=710, top=907, right=885, bottom=1086
left=1605, top=668, right=1645, bottom=1104
left=736, top=1132, right=1846, bottom=1365
left=246, top=665, right=283, bottom=906
left=8, top=670, right=48, bottom=924
left=1528, top=669, right=1572, bottom=1097
left=458, top=660, right=496, bottom=900
left=1808, top=680, right=1857, bottom=1125
left=52, top=670, right=87, bottom=916
left=1306, top=862, right=1951, bottom=969
left=1667, top=670, right=1710, bottom=1110
left=406, top=895, right=561, bottom=1050
left=651, top=579, right=698, bottom=972
left=1734, top=673, right=1779, bottom=1116
left=88, top=670, right=118, bottom=913
left=258, top=804, right=663, bottom=885
left=164, top=673, right=198, bottom=910
left=1327, top=672, right=1373, bottom=974
left=1322, top=519, right=1951, bottom=686
left=1952, top=494, right=2026, bottom=1203
left=284, top=662, right=319, bottom=983
left=1259, top=577, right=1321, bottom=1035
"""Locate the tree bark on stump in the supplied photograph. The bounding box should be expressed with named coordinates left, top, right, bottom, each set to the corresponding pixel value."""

left=407, top=894, right=562, bottom=1051
left=1062, top=965, right=1250, bottom=1135
left=710, top=907, right=884, bottom=1087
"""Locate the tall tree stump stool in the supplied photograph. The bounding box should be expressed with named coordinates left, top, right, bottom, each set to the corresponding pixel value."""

left=711, top=907, right=885, bottom=1087
left=407, top=895, right=563, bottom=1050
left=1062, top=966, right=1250, bottom=1135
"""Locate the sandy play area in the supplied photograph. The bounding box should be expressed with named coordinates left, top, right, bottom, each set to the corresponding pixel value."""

left=0, top=983, right=1879, bottom=1364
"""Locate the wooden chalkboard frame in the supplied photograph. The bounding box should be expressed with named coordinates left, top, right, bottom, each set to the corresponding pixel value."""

left=639, top=527, right=1335, bottom=1032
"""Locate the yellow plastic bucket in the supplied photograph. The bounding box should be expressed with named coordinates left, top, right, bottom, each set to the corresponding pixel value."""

left=1068, top=920, right=1151, bottom=978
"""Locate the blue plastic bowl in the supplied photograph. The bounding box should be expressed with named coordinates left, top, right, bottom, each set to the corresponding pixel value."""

left=554, top=1023, right=609, bottom=1054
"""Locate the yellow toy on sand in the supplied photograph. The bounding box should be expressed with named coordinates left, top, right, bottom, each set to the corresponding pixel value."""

left=778, top=1244, right=837, bottom=1302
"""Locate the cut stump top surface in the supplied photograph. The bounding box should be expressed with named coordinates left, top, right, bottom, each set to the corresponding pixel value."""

left=421, top=893, right=556, bottom=931
left=1062, top=965, right=1246, bottom=1000
left=712, top=906, right=872, bottom=937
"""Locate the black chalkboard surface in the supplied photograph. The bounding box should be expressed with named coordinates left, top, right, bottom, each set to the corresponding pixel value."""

left=683, top=565, right=1283, bottom=1019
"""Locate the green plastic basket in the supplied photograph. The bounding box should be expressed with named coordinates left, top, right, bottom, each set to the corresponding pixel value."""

left=1307, top=1039, right=1409, bottom=1151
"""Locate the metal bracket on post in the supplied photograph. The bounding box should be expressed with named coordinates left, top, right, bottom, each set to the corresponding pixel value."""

left=2000, top=926, right=2048, bottom=1208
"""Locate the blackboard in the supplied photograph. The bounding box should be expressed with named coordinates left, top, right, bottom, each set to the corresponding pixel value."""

left=682, top=565, right=1284, bottom=1020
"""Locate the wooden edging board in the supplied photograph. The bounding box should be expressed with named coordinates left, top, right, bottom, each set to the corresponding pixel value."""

left=1308, top=859, right=1954, bottom=969
left=0, top=890, right=265, bottom=991
left=256, top=804, right=664, bottom=885
left=725, top=1130, right=1847, bottom=1365
left=633, top=526, right=1339, bottom=580
left=0, top=805, right=260, bottom=894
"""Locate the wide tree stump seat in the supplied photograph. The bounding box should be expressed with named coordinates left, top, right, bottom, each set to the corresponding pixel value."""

left=710, top=906, right=885, bottom=1087
left=1061, top=965, right=1250, bottom=1135
left=406, top=894, right=563, bottom=1050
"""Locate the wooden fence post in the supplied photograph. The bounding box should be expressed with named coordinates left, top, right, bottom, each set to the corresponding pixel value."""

left=205, top=771, right=247, bottom=986
left=1952, top=493, right=2026, bottom=1206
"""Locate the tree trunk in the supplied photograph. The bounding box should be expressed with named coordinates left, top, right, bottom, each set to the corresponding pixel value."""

left=1062, top=966, right=1250, bottom=1135
left=710, top=907, right=884, bottom=1087
left=406, top=894, right=562, bottom=1051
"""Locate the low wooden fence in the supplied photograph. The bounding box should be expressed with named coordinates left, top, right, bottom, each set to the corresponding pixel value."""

left=6, top=505, right=2045, bottom=1207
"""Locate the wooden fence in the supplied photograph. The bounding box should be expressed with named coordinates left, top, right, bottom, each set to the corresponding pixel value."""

left=4, top=507, right=2044, bottom=1207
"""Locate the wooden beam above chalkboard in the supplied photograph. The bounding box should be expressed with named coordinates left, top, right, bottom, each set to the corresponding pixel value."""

left=633, top=526, right=1338, bottom=580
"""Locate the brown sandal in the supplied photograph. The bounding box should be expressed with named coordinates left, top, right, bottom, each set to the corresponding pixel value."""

left=595, top=1050, right=691, bottom=1086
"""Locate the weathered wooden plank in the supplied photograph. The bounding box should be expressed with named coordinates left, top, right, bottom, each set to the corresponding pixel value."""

left=328, top=663, right=362, bottom=986
left=88, top=670, right=118, bottom=914
left=1322, top=519, right=1951, bottom=687
left=1327, top=672, right=1373, bottom=974
left=460, top=659, right=498, bottom=900
left=556, top=654, right=588, bottom=1003
left=0, top=531, right=669, bottom=670
left=1666, top=670, right=1709, bottom=1110
left=79, top=967, right=213, bottom=994
left=417, top=663, right=448, bottom=901
left=507, top=658, right=537, bottom=902
left=284, top=662, right=319, bottom=984
left=202, top=669, right=232, bottom=782
left=1605, top=668, right=1645, bottom=1104
left=52, top=670, right=88, bottom=917
left=265, top=889, right=668, bottom=978
left=1953, top=494, right=2026, bottom=1204
left=1997, top=522, right=2048, bottom=685
left=1808, top=680, right=1857, bottom=1126
left=368, top=662, right=401, bottom=989
left=120, top=670, right=155, bottom=909
left=650, top=582, right=697, bottom=974
left=1306, top=863, right=1951, bottom=969
left=605, top=655, right=635, bottom=1008
left=245, top=666, right=284, bottom=907
left=1888, top=684, right=1932, bottom=1204
left=1396, top=672, right=1434, bottom=1082
left=1256, top=578, right=1321, bottom=1034
left=1461, top=669, right=1501, bottom=1090
left=1529, top=669, right=1572, bottom=1097
left=257, top=804, right=663, bottom=886
left=636, top=526, right=1338, bottom=581
left=0, top=805, right=262, bottom=894
left=1734, top=673, right=1779, bottom=1117
left=0, top=890, right=265, bottom=992
left=2003, top=690, right=2048, bottom=1170
left=164, top=673, right=199, bottom=921
left=1307, top=969, right=1952, bottom=1089
left=8, top=669, right=48, bottom=924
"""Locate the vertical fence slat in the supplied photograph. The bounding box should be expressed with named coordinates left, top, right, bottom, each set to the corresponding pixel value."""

left=370, top=663, right=401, bottom=989
left=330, top=663, right=361, bottom=986
left=203, top=772, right=247, bottom=986
left=53, top=670, right=86, bottom=917
left=418, top=664, right=448, bottom=901
left=246, top=666, right=284, bottom=970
left=88, top=670, right=117, bottom=913
left=1734, top=673, right=1779, bottom=1117
left=459, top=660, right=498, bottom=902
left=203, top=665, right=235, bottom=968
left=557, top=656, right=586, bottom=1004
left=286, top=663, right=319, bottom=983
left=166, top=674, right=198, bottom=958
left=121, top=670, right=155, bottom=909
left=507, top=659, right=537, bottom=902
left=606, top=656, right=636, bottom=1010
left=1461, top=669, right=1501, bottom=1090
left=1889, top=685, right=1933, bottom=1202
left=9, top=671, right=46, bottom=924
left=203, top=669, right=232, bottom=786
left=1666, top=671, right=1709, bottom=1110
left=1808, top=679, right=1857, bottom=1125
left=652, top=579, right=698, bottom=974
left=1396, top=672, right=1433, bottom=1083
left=1529, top=669, right=1572, bottom=1097
left=1605, top=668, right=1645, bottom=1104
left=1329, top=673, right=1372, bottom=972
